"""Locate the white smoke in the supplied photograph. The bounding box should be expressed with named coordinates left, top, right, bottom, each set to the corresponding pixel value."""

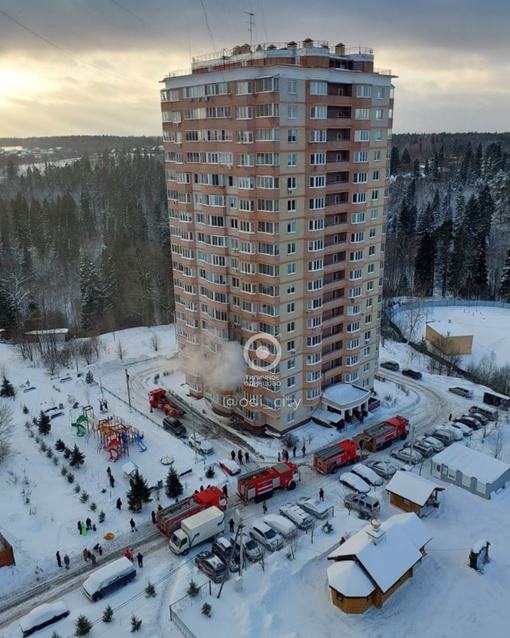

left=182, top=340, right=247, bottom=391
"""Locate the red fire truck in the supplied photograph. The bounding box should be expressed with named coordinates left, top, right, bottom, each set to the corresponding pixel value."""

left=237, top=462, right=300, bottom=502
left=312, top=439, right=362, bottom=475
left=360, top=415, right=410, bottom=452
left=149, top=388, right=185, bottom=417
left=156, top=486, right=226, bottom=537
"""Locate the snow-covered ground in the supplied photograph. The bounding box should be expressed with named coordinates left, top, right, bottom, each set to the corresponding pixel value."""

left=0, top=306, right=510, bottom=638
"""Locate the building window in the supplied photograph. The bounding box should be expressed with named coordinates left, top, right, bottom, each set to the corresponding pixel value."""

left=288, top=129, right=297, bottom=143
left=310, top=130, right=327, bottom=143
left=310, top=175, right=326, bottom=188
left=356, top=85, right=372, bottom=98
left=375, top=109, right=384, bottom=120
left=354, top=130, right=369, bottom=142
left=287, top=284, right=295, bottom=295
left=236, top=106, right=253, bottom=120
left=355, top=108, right=370, bottom=120
left=287, top=222, right=296, bottom=233
left=287, top=199, right=296, bottom=212
left=287, top=243, right=296, bottom=255
left=310, top=106, right=327, bottom=119
left=374, top=129, right=383, bottom=141
left=288, top=153, right=297, bottom=167
left=353, top=151, right=368, bottom=163
left=287, top=263, right=296, bottom=275
left=352, top=192, right=367, bottom=204
left=287, top=105, right=297, bottom=119
left=288, top=80, right=297, bottom=94
left=310, top=153, right=326, bottom=165
left=310, top=81, right=327, bottom=95
left=287, top=303, right=295, bottom=313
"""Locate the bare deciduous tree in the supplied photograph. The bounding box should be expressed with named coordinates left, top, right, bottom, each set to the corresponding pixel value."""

left=0, top=401, right=14, bottom=461
left=116, top=339, right=126, bottom=361
left=149, top=333, right=160, bottom=352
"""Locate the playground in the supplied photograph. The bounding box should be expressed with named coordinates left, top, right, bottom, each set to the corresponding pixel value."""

left=71, top=406, right=146, bottom=462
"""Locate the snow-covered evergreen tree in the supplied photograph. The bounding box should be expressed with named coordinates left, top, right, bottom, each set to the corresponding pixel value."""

left=165, top=467, right=183, bottom=499
left=38, top=411, right=51, bottom=435
left=499, top=249, right=510, bottom=301
left=127, top=470, right=151, bottom=512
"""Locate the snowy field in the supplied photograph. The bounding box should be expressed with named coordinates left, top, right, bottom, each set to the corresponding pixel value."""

left=0, top=308, right=510, bottom=638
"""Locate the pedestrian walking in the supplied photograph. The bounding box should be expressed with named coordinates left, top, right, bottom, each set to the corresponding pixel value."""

left=87, top=550, right=93, bottom=561
left=319, top=488, right=324, bottom=502
left=262, top=500, right=268, bottom=515
left=93, top=543, right=103, bottom=555
left=56, top=551, right=62, bottom=567
left=222, top=484, right=228, bottom=499
left=77, top=520, right=83, bottom=535
left=292, top=445, right=297, bottom=458
left=116, top=497, right=122, bottom=510
left=231, top=450, right=236, bottom=461
left=301, top=444, right=306, bottom=458
left=151, top=511, right=156, bottom=524
left=86, top=517, right=92, bottom=530
left=124, top=549, right=133, bottom=562
left=63, top=554, right=70, bottom=569
left=229, top=518, right=235, bottom=533
left=130, top=518, right=138, bottom=532
left=136, top=552, right=144, bottom=568
left=83, top=548, right=89, bottom=562
left=448, top=413, right=452, bottom=421
left=283, top=449, right=289, bottom=461
left=90, top=552, right=96, bottom=566
left=106, top=466, right=112, bottom=477
left=277, top=451, right=281, bottom=462
left=245, top=451, right=250, bottom=463
left=238, top=450, right=243, bottom=465
left=109, top=475, right=115, bottom=489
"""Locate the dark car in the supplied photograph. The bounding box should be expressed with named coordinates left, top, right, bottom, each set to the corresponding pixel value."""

left=401, top=369, right=422, bottom=380
left=194, top=550, right=227, bottom=583
left=211, top=536, right=241, bottom=572
left=454, top=416, right=482, bottom=430
left=162, top=416, right=187, bottom=437
left=380, top=361, right=400, bottom=371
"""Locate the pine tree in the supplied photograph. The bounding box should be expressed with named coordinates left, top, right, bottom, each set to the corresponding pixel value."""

left=390, top=146, right=400, bottom=176
left=401, top=148, right=411, bottom=165
left=413, top=158, right=421, bottom=178
left=127, top=470, right=152, bottom=512
left=414, top=232, right=436, bottom=296
left=102, top=605, right=114, bottom=623
left=75, top=614, right=92, bottom=636
left=145, top=581, right=156, bottom=598
left=499, top=249, right=510, bottom=301
left=38, top=411, right=51, bottom=435
left=470, top=232, right=489, bottom=299
left=130, top=615, right=143, bottom=632
left=165, top=467, right=184, bottom=498
left=69, top=444, right=86, bottom=468
left=0, top=375, right=15, bottom=397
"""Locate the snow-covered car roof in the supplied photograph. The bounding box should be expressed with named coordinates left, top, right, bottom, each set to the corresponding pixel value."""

left=219, top=459, right=241, bottom=474
left=339, top=472, right=371, bottom=493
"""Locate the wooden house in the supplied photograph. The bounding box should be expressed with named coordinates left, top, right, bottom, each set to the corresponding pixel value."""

left=386, top=471, right=444, bottom=517
left=327, top=513, right=432, bottom=613
left=0, top=532, right=15, bottom=567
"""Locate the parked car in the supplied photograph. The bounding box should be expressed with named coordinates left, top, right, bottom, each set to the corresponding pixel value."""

left=448, top=422, right=472, bottom=437
left=390, top=447, right=424, bottom=465
left=339, top=472, right=371, bottom=493
left=380, top=361, right=399, bottom=371
left=404, top=439, right=435, bottom=458
left=188, top=434, right=214, bottom=455
left=468, top=411, right=489, bottom=426
left=425, top=427, right=455, bottom=446
left=469, top=405, right=498, bottom=421
left=211, top=536, right=240, bottom=572
left=351, top=463, right=384, bottom=486
left=263, top=514, right=297, bottom=539
left=401, top=368, right=423, bottom=380
left=279, top=503, right=313, bottom=529
left=19, top=601, right=70, bottom=637
left=454, top=416, right=481, bottom=430
left=344, top=493, right=380, bottom=518
left=162, top=416, right=187, bottom=438
left=441, top=424, right=464, bottom=441
left=448, top=386, right=473, bottom=398
left=194, top=550, right=227, bottom=583
left=218, top=459, right=241, bottom=475
left=419, top=436, right=444, bottom=453
left=365, top=458, right=400, bottom=479
left=249, top=521, right=284, bottom=552
left=463, top=413, right=485, bottom=427
left=296, top=496, right=331, bottom=519
left=234, top=533, right=263, bottom=562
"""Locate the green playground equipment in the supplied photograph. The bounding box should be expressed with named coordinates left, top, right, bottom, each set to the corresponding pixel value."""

left=72, top=414, right=87, bottom=437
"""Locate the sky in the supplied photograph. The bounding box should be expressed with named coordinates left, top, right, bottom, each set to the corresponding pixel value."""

left=1, top=0, right=509, bottom=138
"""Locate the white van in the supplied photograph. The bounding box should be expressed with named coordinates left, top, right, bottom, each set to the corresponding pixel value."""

left=19, top=600, right=70, bottom=637
left=82, top=557, right=136, bottom=602
left=469, top=405, right=498, bottom=421
left=448, top=386, right=473, bottom=398
left=263, top=513, right=298, bottom=539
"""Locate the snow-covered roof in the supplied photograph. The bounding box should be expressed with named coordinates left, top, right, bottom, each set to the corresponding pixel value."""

left=386, top=471, right=443, bottom=506
left=389, top=512, right=433, bottom=550
left=322, top=383, right=371, bottom=408
left=312, top=408, right=343, bottom=424
left=122, top=461, right=139, bottom=476
left=472, top=539, right=489, bottom=554
left=426, top=320, right=472, bottom=338
left=327, top=513, right=431, bottom=594
left=433, top=443, right=510, bottom=484
left=327, top=560, right=375, bottom=597
left=25, top=328, right=69, bottom=335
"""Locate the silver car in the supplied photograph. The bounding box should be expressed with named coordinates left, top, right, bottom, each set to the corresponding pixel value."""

left=390, top=447, right=424, bottom=465
left=279, top=503, right=313, bottom=529
left=234, top=533, right=263, bottom=562
left=249, top=521, right=284, bottom=552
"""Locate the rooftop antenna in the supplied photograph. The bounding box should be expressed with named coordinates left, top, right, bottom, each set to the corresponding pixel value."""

left=244, top=11, right=254, bottom=49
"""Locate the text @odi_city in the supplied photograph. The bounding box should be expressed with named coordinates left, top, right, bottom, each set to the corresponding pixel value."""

left=223, top=394, right=302, bottom=410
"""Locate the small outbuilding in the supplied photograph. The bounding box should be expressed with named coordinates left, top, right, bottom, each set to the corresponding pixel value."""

left=386, top=471, right=444, bottom=517
left=327, top=513, right=432, bottom=614
left=25, top=328, right=69, bottom=343
left=425, top=321, right=473, bottom=355
left=0, top=532, right=15, bottom=567
left=430, top=443, right=510, bottom=499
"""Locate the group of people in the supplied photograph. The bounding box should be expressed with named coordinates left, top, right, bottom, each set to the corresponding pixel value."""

left=77, top=518, right=96, bottom=535
left=55, top=551, right=70, bottom=569
left=231, top=449, right=250, bottom=465
left=107, top=466, right=115, bottom=488
left=124, top=548, right=144, bottom=568
left=277, top=445, right=306, bottom=462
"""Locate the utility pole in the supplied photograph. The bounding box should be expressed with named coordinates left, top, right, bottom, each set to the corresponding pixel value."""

left=244, top=11, right=254, bottom=50
left=217, top=521, right=243, bottom=598
left=125, top=369, right=132, bottom=412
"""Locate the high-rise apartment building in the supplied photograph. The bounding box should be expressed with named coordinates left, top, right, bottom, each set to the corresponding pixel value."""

left=160, top=39, right=395, bottom=434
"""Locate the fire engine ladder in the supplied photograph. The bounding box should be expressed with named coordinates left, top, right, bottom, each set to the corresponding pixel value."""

left=314, top=444, right=343, bottom=461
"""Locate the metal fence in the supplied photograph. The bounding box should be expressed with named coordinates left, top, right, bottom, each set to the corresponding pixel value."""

left=389, top=298, right=510, bottom=319
left=169, top=581, right=212, bottom=638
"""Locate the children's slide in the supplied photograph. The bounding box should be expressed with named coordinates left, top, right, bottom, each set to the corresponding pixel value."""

left=106, top=438, right=121, bottom=462
left=72, top=414, right=88, bottom=436
left=135, top=434, right=147, bottom=452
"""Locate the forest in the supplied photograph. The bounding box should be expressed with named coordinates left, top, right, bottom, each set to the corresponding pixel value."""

left=0, top=145, right=174, bottom=337
left=0, top=132, right=510, bottom=342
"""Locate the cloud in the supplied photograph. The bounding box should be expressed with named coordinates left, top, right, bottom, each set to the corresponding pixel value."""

left=1, top=0, right=509, bottom=136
